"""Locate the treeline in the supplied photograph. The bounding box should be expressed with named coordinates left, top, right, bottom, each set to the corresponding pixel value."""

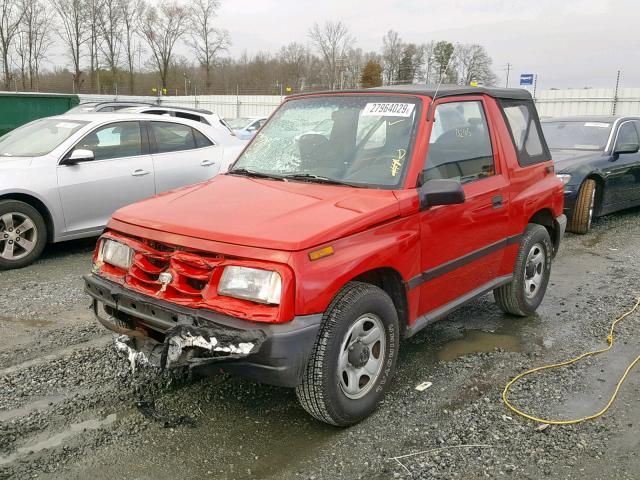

left=0, top=0, right=498, bottom=96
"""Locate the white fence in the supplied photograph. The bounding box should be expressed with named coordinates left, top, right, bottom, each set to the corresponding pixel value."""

left=78, top=94, right=283, bottom=118
left=79, top=88, right=640, bottom=119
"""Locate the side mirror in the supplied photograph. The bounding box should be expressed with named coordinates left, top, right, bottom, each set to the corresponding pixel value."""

left=614, top=143, right=639, bottom=155
left=419, top=179, right=465, bottom=210
left=62, top=148, right=94, bottom=165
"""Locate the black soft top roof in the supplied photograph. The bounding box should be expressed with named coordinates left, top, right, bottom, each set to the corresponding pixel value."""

left=289, top=84, right=532, bottom=101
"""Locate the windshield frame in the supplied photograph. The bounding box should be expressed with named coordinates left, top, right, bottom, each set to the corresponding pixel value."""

left=541, top=120, right=614, bottom=151
left=229, top=93, right=424, bottom=190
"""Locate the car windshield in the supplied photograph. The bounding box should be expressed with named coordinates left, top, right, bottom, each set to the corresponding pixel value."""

left=0, top=118, right=88, bottom=157
left=226, top=117, right=253, bottom=129
left=231, top=95, right=420, bottom=188
left=541, top=120, right=612, bottom=150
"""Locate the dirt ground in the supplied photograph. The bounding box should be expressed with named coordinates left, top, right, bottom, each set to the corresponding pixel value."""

left=1, top=208, right=639, bottom=480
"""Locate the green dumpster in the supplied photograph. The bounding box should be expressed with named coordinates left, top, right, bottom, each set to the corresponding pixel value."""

left=0, top=92, right=80, bottom=136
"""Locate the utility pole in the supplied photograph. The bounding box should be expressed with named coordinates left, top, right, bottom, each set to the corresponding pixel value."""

left=504, top=62, right=512, bottom=88
left=612, top=69, right=621, bottom=115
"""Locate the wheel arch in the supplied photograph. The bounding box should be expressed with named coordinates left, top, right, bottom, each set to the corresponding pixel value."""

left=583, top=174, right=604, bottom=216
left=350, top=267, right=409, bottom=337
left=0, top=193, right=55, bottom=242
left=527, top=208, right=559, bottom=256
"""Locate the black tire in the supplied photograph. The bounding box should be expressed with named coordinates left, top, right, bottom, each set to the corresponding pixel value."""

left=0, top=200, right=47, bottom=270
left=494, top=224, right=552, bottom=316
left=295, top=282, right=400, bottom=426
left=567, top=179, right=597, bottom=234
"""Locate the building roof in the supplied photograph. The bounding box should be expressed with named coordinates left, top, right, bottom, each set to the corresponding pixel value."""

left=288, top=84, right=533, bottom=101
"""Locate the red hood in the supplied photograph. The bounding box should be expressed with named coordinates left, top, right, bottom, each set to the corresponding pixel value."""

left=111, top=175, right=402, bottom=251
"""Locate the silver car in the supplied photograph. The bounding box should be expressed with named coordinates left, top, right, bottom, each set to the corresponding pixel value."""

left=0, top=113, right=244, bottom=269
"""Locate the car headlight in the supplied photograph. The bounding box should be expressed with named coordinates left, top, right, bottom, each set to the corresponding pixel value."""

left=99, top=239, right=133, bottom=270
left=557, top=174, right=572, bottom=185
left=218, top=266, right=282, bottom=305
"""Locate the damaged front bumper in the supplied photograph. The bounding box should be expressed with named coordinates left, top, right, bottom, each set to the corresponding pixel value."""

left=84, top=274, right=322, bottom=387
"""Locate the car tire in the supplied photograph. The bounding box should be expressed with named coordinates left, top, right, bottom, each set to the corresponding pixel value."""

left=0, top=200, right=47, bottom=270
left=295, top=281, right=400, bottom=426
left=493, top=224, right=552, bottom=316
left=567, top=179, right=597, bottom=234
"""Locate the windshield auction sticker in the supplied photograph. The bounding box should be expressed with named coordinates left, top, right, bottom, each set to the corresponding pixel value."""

left=363, top=103, right=415, bottom=117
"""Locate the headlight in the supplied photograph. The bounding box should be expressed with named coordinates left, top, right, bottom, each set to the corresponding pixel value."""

left=99, top=239, right=133, bottom=270
left=557, top=174, right=572, bottom=185
left=218, top=266, right=282, bottom=305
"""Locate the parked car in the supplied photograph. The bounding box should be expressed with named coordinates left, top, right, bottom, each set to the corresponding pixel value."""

left=541, top=116, right=640, bottom=233
left=85, top=85, right=565, bottom=426
left=225, top=116, right=268, bottom=140
left=121, top=105, right=237, bottom=139
left=66, top=101, right=152, bottom=113
left=0, top=113, right=244, bottom=269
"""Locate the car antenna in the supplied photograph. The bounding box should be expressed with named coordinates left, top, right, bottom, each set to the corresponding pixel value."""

left=427, top=45, right=457, bottom=121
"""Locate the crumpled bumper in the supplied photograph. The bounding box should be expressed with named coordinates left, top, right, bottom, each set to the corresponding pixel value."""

left=84, top=274, right=322, bottom=387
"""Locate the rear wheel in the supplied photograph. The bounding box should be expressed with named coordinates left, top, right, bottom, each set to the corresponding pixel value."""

left=567, top=179, right=597, bottom=234
left=0, top=200, right=47, bottom=270
left=295, top=282, right=399, bottom=426
left=494, top=224, right=552, bottom=316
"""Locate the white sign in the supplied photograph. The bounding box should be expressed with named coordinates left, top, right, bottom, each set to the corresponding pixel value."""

left=362, top=102, right=415, bottom=117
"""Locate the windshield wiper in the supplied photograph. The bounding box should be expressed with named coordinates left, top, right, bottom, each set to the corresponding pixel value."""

left=227, top=168, right=284, bottom=181
left=281, top=173, right=364, bottom=188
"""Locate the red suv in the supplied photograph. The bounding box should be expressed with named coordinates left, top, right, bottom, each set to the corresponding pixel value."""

left=85, top=85, right=566, bottom=426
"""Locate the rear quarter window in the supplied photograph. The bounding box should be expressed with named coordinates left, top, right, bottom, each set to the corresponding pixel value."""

left=499, top=99, right=550, bottom=166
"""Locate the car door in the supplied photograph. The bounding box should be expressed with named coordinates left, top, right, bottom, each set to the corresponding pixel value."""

left=418, top=97, right=510, bottom=315
left=148, top=120, right=223, bottom=193
left=601, top=120, right=640, bottom=209
left=56, top=121, right=155, bottom=234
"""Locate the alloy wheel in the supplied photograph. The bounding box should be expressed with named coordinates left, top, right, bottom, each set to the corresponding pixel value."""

left=0, top=212, right=38, bottom=261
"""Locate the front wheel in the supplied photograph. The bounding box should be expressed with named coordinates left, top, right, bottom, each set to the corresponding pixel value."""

left=0, top=200, right=47, bottom=270
left=295, top=282, right=399, bottom=426
left=494, top=224, right=552, bottom=316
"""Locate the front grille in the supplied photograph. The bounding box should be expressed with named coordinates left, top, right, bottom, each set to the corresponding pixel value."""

left=104, top=235, right=224, bottom=301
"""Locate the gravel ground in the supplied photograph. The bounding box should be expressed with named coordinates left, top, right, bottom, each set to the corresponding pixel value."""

left=1, top=209, right=639, bottom=479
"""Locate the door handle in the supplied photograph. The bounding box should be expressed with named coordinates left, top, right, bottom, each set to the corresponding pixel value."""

left=200, top=160, right=215, bottom=167
left=131, top=169, right=150, bottom=177
left=492, top=195, right=503, bottom=209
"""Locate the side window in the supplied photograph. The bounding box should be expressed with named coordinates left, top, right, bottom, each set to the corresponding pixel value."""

left=151, top=122, right=196, bottom=153
left=499, top=99, right=549, bottom=166
left=615, top=122, right=639, bottom=148
left=424, top=101, right=494, bottom=183
left=145, top=109, right=173, bottom=116
left=174, top=111, right=202, bottom=123
left=76, top=122, right=142, bottom=160
left=193, top=128, right=214, bottom=148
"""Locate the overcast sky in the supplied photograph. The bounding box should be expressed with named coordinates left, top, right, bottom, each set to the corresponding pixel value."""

left=213, top=0, right=640, bottom=90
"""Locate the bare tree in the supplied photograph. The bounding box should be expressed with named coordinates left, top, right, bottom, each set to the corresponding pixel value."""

left=140, top=1, right=189, bottom=90
left=86, top=0, right=103, bottom=91
left=277, top=42, right=308, bottom=90
left=381, top=30, right=403, bottom=85
left=14, top=0, right=51, bottom=90
left=52, top=0, right=88, bottom=92
left=0, top=0, right=23, bottom=89
left=98, top=0, right=122, bottom=85
left=119, top=0, right=145, bottom=94
left=456, top=43, right=498, bottom=86
left=308, top=21, right=354, bottom=90
left=186, top=0, right=229, bottom=93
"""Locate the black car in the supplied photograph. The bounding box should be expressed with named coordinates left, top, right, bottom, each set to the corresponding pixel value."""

left=541, top=116, right=640, bottom=233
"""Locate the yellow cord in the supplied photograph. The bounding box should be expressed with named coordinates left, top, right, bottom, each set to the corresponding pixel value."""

left=503, top=296, right=640, bottom=425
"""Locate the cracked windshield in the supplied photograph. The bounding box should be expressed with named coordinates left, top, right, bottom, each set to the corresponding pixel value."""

left=231, top=96, right=420, bottom=188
